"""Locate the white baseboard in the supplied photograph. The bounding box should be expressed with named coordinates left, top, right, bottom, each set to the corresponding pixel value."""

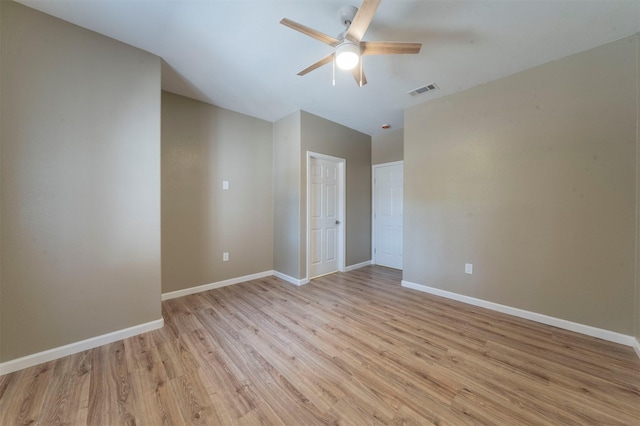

left=0, top=318, right=164, bottom=376
left=273, top=271, right=309, bottom=286
left=633, top=338, right=640, bottom=359
left=275, top=262, right=372, bottom=285
left=344, top=260, right=372, bottom=272
left=401, top=280, right=638, bottom=350
left=162, top=270, right=274, bottom=300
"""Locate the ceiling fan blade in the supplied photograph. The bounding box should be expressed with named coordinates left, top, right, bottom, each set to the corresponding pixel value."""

left=351, top=66, right=368, bottom=87
left=297, top=53, right=335, bottom=76
left=280, top=18, right=340, bottom=47
left=360, top=41, right=422, bottom=55
left=345, top=0, right=381, bottom=42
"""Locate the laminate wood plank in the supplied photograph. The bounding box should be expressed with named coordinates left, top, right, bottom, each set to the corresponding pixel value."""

left=69, top=351, right=92, bottom=425
left=39, top=355, right=83, bottom=425
left=391, top=404, right=439, bottom=426
left=189, top=299, right=324, bottom=425
left=163, top=298, right=205, bottom=338
left=236, top=326, right=345, bottom=414
left=20, top=362, right=56, bottom=424
left=206, top=323, right=336, bottom=425
left=170, top=373, right=215, bottom=425
left=482, top=340, right=640, bottom=412
left=182, top=328, right=257, bottom=420
left=335, top=346, right=473, bottom=425
left=450, top=387, right=555, bottom=426
left=236, top=401, right=287, bottom=426
left=0, top=367, right=42, bottom=425
left=87, top=345, right=118, bottom=425
left=253, top=305, right=401, bottom=411
left=199, top=291, right=254, bottom=334
left=329, top=398, right=389, bottom=425
left=105, top=341, right=137, bottom=425
left=154, top=342, right=186, bottom=381
left=443, top=346, right=638, bottom=425
left=124, top=329, right=160, bottom=371
left=0, top=370, right=14, bottom=402
left=256, top=305, right=408, bottom=422
left=0, top=371, right=20, bottom=423
left=1, top=266, right=639, bottom=425
left=257, top=301, right=470, bottom=424
left=132, top=361, right=185, bottom=426
left=224, top=305, right=348, bottom=424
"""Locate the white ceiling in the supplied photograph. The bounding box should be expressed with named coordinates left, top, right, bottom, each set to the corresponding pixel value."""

left=16, top=0, right=640, bottom=136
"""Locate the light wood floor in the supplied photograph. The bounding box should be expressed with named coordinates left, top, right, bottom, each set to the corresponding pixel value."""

left=1, top=266, right=639, bottom=425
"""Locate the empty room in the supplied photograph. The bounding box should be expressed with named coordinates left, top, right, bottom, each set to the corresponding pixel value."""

left=1, top=0, right=639, bottom=424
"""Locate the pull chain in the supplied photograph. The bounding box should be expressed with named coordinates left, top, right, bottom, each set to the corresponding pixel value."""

left=332, top=54, right=336, bottom=86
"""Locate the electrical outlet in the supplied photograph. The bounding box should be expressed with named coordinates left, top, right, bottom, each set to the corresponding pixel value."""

left=465, top=263, right=473, bottom=274
left=223, top=252, right=229, bottom=262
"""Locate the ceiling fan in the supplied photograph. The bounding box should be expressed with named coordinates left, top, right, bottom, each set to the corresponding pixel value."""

left=280, top=0, right=422, bottom=87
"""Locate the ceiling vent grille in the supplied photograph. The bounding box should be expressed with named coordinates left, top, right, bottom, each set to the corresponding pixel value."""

left=408, top=83, right=439, bottom=96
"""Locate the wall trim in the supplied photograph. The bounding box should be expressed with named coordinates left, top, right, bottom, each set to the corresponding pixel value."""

left=273, top=271, right=309, bottom=286
left=401, top=280, right=638, bottom=349
left=0, top=319, right=164, bottom=376
left=345, top=260, right=372, bottom=272
left=162, top=270, right=274, bottom=301
left=633, top=338, right=640, bottom=359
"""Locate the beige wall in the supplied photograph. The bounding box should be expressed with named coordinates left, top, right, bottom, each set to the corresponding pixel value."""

left=636, top=35, right=640, bottom=343
left=0, top=0, right=4, bottom=360
left=405, top=35, right=638, bottom=335
left=372, top=128, right=404, bottom=165
left=0, top=2, right=162, bottom=361
left=273, top=111, right=302, bottom=279
left=272, top=111, right=371, bottom=280
left=161, top=92, right=273, bottom=293
left=301, top=111, right=372, bottom=276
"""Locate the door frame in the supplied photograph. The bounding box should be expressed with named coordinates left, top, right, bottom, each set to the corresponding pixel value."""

left=306, top=151, right=346, bottom=281
left=372, top=160, right=404, bottom=266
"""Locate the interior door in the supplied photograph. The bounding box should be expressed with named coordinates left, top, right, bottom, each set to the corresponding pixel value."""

left=374, top=162, right=403, bottom=269
left=310, top=157, right=339, bottom=278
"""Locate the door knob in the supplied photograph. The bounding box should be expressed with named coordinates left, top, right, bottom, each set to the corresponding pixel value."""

left=335, top=220, right=340, bottom=225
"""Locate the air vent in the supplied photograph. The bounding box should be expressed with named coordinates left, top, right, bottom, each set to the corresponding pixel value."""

left=408, top=83, right=439, bottom=96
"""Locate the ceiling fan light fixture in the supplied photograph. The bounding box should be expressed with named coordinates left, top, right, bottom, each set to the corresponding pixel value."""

left=335, top=41, right=360, bottom=70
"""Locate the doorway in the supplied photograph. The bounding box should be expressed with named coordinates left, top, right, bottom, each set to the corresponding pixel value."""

left=372, top=161, right=403, bottom=270
left=307, top=152, right=345, bottom=279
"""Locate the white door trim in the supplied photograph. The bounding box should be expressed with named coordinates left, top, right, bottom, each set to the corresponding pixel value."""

left=306, top=152, right=346, bottom=281
left=372, top=160, right=404, bottom=266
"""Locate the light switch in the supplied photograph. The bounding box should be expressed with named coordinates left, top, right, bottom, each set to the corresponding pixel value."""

left=222, top=180, right=229, bottom=190
left=465, top=263, right=473, bottom=274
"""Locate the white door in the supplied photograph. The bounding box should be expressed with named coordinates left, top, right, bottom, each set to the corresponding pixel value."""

left=373, top=163, right=403, bottom=269
left=310, top=157, right=340, bottom=278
